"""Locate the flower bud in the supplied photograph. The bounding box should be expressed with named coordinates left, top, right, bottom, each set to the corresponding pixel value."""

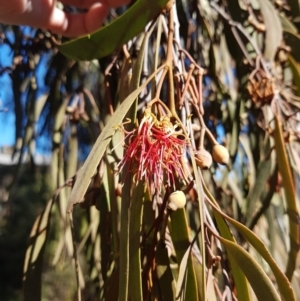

left=195, top=148, right=213, bottom=169
left=212, top=144, right=229, bottom=165
left=168, top=190, right=186, bottom=211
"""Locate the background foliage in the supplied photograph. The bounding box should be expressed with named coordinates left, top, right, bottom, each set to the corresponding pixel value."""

left=0, top=0, right=300, bottom=300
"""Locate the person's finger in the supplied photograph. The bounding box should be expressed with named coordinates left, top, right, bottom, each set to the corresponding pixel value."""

left=59, top=0, right=103, bottom=9
left=46, top=3, right=109, bottom=37
left=59, top=0, right=131, bottom=9
left=102, top=0, right=132, bottom=7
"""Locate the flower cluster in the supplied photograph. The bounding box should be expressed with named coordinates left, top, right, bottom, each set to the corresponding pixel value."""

left=118, top=109, right=190, bottom=193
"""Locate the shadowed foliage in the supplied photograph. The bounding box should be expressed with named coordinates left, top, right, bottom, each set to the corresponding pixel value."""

left=0, top=0, right=300, bottom=300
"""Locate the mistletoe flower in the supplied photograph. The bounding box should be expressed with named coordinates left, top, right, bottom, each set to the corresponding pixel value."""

left=118, top=108, right=190, bottom=193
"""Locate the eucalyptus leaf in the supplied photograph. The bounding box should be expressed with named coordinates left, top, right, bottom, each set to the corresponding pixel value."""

left=59, top=0, right=169, bottom=60
left=218, top=236, right=281, bottom=301
left=170, top=208, right=199, bottom=301
left=257, top=0, right=282, bottom=61
left=206, top=194, right=296, bottom=301
left=273, top=114, right=299, bottom=281
left=23, top=197, right=55, bottom=301
left=280, top=15, right=298, bottom=34
left=287, top=54, right=300, bottom=97
left=156, top=242, right=176, bottom=301
left=129, top=182, right=145, bottom=301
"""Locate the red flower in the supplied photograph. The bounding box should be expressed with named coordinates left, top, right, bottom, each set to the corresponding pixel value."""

left=118, top=109, right=190, bottom=193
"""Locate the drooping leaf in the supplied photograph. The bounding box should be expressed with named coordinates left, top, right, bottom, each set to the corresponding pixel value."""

left=23, top=197, right=55, bottom=301
left=204, top=186, right=252, bottom=301
left=118, top=117, right=135, bottom=301
left=59, top=0, right=169, bottom=60
left=287, top=142, right=300, bottom=177
left=239, top=134, right=256, bottom=191
left=287, top=54, right=300, bottom=97
left=245, top=157, right=272, bottom=227
left=280, top=15, right=298, bottom=34
left=189, top=148, right=207, bottom=300
left=207, top=198, right=296, bottom=301
left=273, top=114, right=299, bottom=281
left=227, top=99, right=239, bottom=157
left=66, top=124, right=78, bottom=180
left=206, top=267, right=218, bottom=301
left=129, top=182, right=145, bottom=301
left=99, top=169, right=112, bottom=281
left=257, top=0, right=282, bottom=61
left=156, top=242, right=176, bottom=301
left=170, top=208, right=199, bottom=301
left=218, top=236, right=281, bottom=301
left=213, top=215, right=251, bottom=300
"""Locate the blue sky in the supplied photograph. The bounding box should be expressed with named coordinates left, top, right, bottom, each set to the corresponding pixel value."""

left=0, top=27, right=53, bottom=155
left=0, top=30, right=15, bottom=146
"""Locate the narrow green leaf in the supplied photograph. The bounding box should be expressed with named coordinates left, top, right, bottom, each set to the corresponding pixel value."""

left=192, top=255, right=207, bottom=301
left=217, top=236, right=281, bottom=301
left=129, top=29, right=151, bottom=122
left=287, top=54, right=300, bottom=97
left=106, top=129, right=124, bottom=259
left=257, top=0, right=282, bottom=61
left=206, top=267, right=218, bottom=301
left=239, top=134, right=256, bottom=191
left=50, top=98, right=68, bottom=190
left=247, top=167, right=277, bottom=231
left=287, top=143, right=300, bottom=177
left=207, top=199, right=296, bottom=301
left=175, top=243, right=192, bottom=300
left=204, top=186, right=251, bottom=301
left=59, top=0, right=169, bottom=60
left=68, top=213, right=83, bottom=300
left=170, top=208, right=199, bottom=301
left=99, top=172, right=112, bottom=281
left=156, top=242, right=176, bottom=301
left=129, top=182, right=145, bottom=301
left=279, top=15, right=298, bottom=34
left=58, top=144, right=73, bottom=259
left=34, top=93, right=49, bottom=121
left=227, top=99, right=239, bottom=157
left=189, top=150, right=207, bottom=300
left=214, top=216, right=251, bottom=300
left=118, top=159, right=131, bottom=301
left=273, top=114, right=299, bottom=281
left=245, top=158, right=272, bottom=227
left=66, top=124, right=78, bottom=180
left=23, top=197, right=54, bottom=301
